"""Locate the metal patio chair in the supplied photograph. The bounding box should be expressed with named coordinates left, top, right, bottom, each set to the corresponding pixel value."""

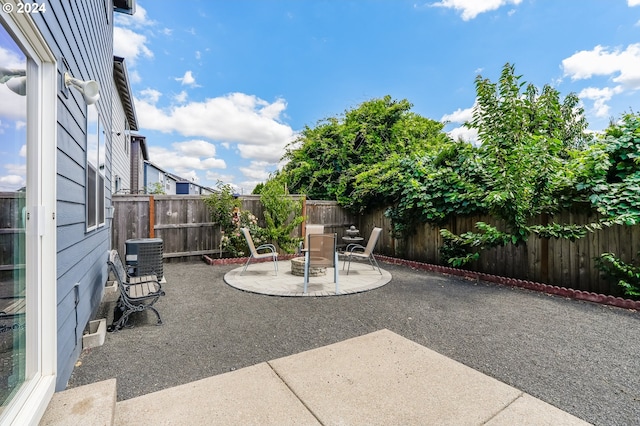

left=240, top=227, right=278, bottom=275
left=342, top=227, right=383, bottom=275
left=304, top=233, right=339, bottom=294
left=299, top=224, right=324, bottom=253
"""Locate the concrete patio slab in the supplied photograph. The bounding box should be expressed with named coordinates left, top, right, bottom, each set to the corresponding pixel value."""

left=115, top=363, right=320, bottom=426
left=269, top=329, right=588, bottom=425
left=224, top=259, right=392, bottom=296
left=110, top=329, right=588, bottom=425
left=486, top=394, right=589, bottom=425
left=40, top=378, right=116, bottom=426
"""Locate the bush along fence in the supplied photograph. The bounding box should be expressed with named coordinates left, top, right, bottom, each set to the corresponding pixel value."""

left=112, top=194, right=640, bottom=302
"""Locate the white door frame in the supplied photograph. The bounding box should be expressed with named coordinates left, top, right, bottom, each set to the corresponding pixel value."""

left=0, top=4, right=57, bottom=424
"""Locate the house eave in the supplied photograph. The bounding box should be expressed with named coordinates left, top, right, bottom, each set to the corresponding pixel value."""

left=113, top=56, right=138, bottom=131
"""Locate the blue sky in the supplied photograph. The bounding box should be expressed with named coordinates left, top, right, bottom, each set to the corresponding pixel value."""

left=113, top=0, right=640, bottom=194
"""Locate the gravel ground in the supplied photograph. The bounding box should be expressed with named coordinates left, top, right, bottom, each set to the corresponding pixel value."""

left=68, top=260, right=640, bottom=426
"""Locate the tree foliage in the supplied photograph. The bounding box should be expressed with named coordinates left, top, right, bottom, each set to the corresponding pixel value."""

left=437, top=63, right=598, bottom=266
left=203, top=181, right=242, bottom=232
left=281, top=95, right=449, bottom=206
left=259, top=175, right=304, bottom=253
left=595, top=251, right=640, bottom=298
left=203, top=182, right=264, bottom=257
left=469, top=62, right=590, bottom=235
left=576, top=113, right=640, bottom=219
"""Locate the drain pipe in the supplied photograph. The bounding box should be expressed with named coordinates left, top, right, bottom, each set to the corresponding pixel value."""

left=73, top=283, right=80, bottom=346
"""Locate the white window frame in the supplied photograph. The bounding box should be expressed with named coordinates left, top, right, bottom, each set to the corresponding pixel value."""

left=0, top=9, right=57, bottom=425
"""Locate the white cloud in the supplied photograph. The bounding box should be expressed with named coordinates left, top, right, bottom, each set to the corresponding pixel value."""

left=237, top=180, right=262, bottom=194
left=139, top=88, right=162, bottom=104
left=174, top=91, right=188, bottom=104
left=562, top=44, right=640, bottom=89
left=113, top=27, right=153, bottom=66
left=0, top=85, right=26, bottom=121
left=239, top=161, right=273, bottom=181
left=0, top=174, right=24, bottom=191
left=205, top=171, right=236, bottom=185
left=578, top=86, right=624, bottom=118
left=441, top=106, right=474, bottom=124
left=236, top=143, right=287, bottom=163
left=175, top=70, right=198, bottom=86
left=148, top=139, right=226, bottom=178
left=0, top=46, right=24, bottom=68
left=174, top=140, right=217, bottom=157
left=562, top=44, right=640, bottom=118
left=429, top=0, right=522, bottom=21
left=629, top=0, right=640, bottom=6
left=448, top=126, right=478, bottom=144
left=442, top=105, right=478, bottom=144
left=135, top=93, right=296, bottom=163
left=5, top=163, right=25, bottom=176
left=129, top=70, right=142, bottom=84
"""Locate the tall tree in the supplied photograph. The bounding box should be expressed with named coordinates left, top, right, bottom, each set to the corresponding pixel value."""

left=469, top=62, right=590, bottom=236
left=440, top=63, right=594, bottom=266
left=280, top=96, right=449, bottom=204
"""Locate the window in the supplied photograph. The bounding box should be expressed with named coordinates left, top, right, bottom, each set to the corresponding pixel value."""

left=124, top=119, right=130, bottom=155
left=87, top=106, right=106, bottom=230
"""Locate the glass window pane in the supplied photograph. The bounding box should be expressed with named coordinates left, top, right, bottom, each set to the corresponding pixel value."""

left=0, top=24, right=27, bottom=412
left=87, top=165, right=96, bottom=229
left=98, top=118, right=105, bottom=226
left=98, top=175, right=104, bottom=225
left=87, top=105, right=97, bottom=229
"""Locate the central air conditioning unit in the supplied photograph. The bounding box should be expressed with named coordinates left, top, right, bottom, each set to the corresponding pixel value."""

left=125, top=238, right=164, bottom=280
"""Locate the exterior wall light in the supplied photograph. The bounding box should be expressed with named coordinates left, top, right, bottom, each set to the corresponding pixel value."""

left=64, top=72, right=100, bottom=105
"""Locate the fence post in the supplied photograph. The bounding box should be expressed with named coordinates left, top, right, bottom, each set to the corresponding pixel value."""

left=149, top=195, right=155, bottom=238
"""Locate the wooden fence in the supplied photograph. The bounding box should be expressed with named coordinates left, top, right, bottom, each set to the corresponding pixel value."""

left=111, top=195, right=357, bottom=263
left=361, top=207, right=639, bottom=297
left=111, top=194, right=639, bottom=297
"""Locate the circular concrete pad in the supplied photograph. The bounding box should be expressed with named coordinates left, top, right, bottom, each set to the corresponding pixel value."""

left=224, top=260, right=392, bottom=296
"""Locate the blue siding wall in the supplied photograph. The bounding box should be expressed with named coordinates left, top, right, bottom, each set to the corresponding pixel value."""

left=32, top=1, right=115, bottom=390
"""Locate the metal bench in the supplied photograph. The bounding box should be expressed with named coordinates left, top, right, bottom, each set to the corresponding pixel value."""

left=107, top=250, right=165, bottom=331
